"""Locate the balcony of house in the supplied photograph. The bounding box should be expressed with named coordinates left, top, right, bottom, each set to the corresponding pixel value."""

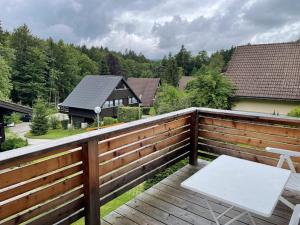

left=0, top=107, right=299, bottom=225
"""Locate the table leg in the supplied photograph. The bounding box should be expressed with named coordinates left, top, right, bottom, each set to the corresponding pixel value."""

left=204, top=198, right=256, bottom=225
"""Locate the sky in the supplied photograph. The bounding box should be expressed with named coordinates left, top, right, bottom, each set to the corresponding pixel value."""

left=0, top=0, right=300, bottom=59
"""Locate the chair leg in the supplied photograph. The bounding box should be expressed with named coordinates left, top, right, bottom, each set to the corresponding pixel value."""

left=280, top=196, right=295, bottom=210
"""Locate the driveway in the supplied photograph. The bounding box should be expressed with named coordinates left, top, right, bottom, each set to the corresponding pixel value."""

left=9, top=122, right=54, bottom=146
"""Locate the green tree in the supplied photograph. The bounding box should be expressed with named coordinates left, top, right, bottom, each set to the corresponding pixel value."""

left=208, top=52, right=224, bottom=73
left=186, top=69, right=235, bottom=109
left=220, top=46, right=235, bottom=67
left=30, top=100, right=49, bottom=135
left=0, top=58, right=12, bottom=100
left=175, top=45, right=192, bottom=76
left=99, top=58, right=109, bottom=74
left=192, top=50, right=209, bottom=71
left=154, top=84, right=191, bottom=114
left=161, top=54, right=180, bottom=87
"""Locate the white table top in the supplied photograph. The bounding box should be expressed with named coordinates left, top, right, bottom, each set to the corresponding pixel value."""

left=181, top=155, right=291, bottom=217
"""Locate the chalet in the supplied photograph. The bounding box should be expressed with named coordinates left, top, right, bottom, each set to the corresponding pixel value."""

left=225, top=42, right=300, bottom=115
left=0, top=100, right=32, bottom=145
left=127, top=78, right=161, bottom=107
left=59, top=75, right=141, bottom=124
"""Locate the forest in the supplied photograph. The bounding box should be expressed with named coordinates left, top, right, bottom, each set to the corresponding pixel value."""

left=0, top=22, right=235, bottom=107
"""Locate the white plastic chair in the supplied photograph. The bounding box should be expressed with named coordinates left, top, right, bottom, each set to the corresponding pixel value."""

left=289, top=204, right=300, bottom=225
left=266, top=147, right=300, bottom=210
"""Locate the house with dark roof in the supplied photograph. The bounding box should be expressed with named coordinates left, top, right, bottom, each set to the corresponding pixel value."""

left=59, top=75, right=141, bottom=124
left=225, top=42, right=300, bottom=115
left=0, top=100, right=32, bottom=145
left=127, top=78, right=161, bottom=107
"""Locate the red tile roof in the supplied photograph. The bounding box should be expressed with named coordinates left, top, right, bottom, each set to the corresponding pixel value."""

left=225, top=42, right=300, bottom=101
left=127, top=78, right=161, bottom=107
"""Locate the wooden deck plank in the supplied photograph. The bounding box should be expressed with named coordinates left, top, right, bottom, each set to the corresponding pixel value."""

left=115, top=204, right=165, bottom=225
left=103, top=160, right=293, bottom=225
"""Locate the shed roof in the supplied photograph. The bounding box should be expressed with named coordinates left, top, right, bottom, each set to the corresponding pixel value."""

left=0, top=100, right=32, bottom=114
left=127, top=78, right=161, bottom=107
left=179, top=76, right=196, bottom=90
left=61, top=75, right=140, bottom=110
left=225, top=42, right=300, bottom=101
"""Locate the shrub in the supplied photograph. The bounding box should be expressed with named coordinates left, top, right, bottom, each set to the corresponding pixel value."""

left=154, top=84, right=191, bottom=115
left=149, top=107, right=156, bottom=116
left=103, top=117, right=118, bottom=126
left=49, top=115, right=60, bottom=129
left=30, top=100, right=49, bottom=136
left=288, top=106, right=300, bottom=118
left=73, top=120, right=81, bottom=129
left=1, top=137, right=28, bottom=152
left=61, top=120, right=69, bottom=130
left=118, top=107, right=141, bottom=122
left=11, top=112, right=22, bottom=124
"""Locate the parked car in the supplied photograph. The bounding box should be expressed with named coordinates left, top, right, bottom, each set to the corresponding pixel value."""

left=21, top=114, right=32, bottom=122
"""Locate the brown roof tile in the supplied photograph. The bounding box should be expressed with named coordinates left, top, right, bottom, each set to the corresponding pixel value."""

left=225, top=42, right=300, bottom=100
left=179, top=76, right=196, bottom=90
left=127, top=78, right=161, bottom=107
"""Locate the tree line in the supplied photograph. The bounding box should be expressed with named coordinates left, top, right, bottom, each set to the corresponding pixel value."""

left=0, top=22, right=235, bottom=107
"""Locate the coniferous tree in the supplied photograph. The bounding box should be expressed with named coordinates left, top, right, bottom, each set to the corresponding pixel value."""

left=161, top=54, right=180, bottom=87
left=30, top=99, right=49, bottom=135
left=175, top=45, right=192, bottom=76
left=0, top=58, right=12, bottom=100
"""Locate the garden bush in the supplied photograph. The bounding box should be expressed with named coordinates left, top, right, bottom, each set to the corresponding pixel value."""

left=73, top=120, right=81, bottom=129
left=288, top=106, right=300, bottom=118
left=117, top=107, right=141, bottom=122
left=103, top=117, right=118, bottom=126
left=49, top=115, right=60, bottom=129
left=1, top=137, right=28, bottom=152
left=61, top=120, right=69, bottom=130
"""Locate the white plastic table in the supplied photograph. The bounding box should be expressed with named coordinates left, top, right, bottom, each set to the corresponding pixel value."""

left=181, top=155, right=291, bottom=225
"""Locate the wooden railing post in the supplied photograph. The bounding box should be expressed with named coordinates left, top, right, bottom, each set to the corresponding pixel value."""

left=189, top=110, right=199, bottom=165
left=82, top=139, right=100, bottom=225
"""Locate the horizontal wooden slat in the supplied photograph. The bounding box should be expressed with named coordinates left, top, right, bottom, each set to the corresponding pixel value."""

left=100, top=141, right=190, bottom=196
left=199, top=116, right=300, bottom=140
left=0, top=150, right=82, bottom=189
left=100, top=147, right=189, bottom=205
left=98, top=116, right=190, bottom=154
left=28, top=197, right=83, bottom=225
left=99, top=125, right=190, bottom=163
left=0, top=164, right=82, bottom=202
left=199, top=129, right=300, bottom=151
left=0, top=144, right=81, bottom=171
left=1, top=187, right=83, bottom=225
left=100, top=139, right=190, bottom=185
left=0, top=174, right=83, bottom=220
left=198, top=142, right=279, bottom=167
left=99, top=131, right=190, bottom=176
left=199, top=124, right=300, bottom=149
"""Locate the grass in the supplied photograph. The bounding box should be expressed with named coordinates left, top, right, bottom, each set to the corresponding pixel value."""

left=72, top=183, right=145, bottom=225
left=25, top=128, right=86, bottom=139
left=72, top=159, right=189, bottom=224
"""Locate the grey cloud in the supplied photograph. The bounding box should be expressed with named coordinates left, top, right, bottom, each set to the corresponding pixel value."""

left=0, top=0, right=300, bottom=58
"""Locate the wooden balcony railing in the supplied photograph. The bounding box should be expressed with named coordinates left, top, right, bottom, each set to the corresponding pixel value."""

left=1, top=107, right=300, bottom=225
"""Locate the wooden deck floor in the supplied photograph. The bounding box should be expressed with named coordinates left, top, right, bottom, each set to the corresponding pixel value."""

left=102, top=160, right=295, bottom=225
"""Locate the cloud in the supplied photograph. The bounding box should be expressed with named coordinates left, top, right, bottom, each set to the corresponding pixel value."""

left=0, top=0, right=300, bottom=58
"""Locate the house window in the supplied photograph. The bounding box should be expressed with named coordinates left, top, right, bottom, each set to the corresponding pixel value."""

left=104, top=101, right=108, bottom=108
left=109, top=100, right=114, bottom=107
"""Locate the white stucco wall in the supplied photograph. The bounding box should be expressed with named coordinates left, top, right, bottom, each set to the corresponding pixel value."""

left=233, top=99, right=300, bottom=115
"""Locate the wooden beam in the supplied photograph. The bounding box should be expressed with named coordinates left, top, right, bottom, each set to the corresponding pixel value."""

left=82, top=140, right=100, bottom=225
left=189, top=111, right=199, bottom=165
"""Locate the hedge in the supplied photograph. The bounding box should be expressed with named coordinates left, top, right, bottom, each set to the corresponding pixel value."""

left=1, top=137, right=28, bottom=152
left=117, top=107, right=141, bottom=122
left=103, top=117, right=118, bottom=126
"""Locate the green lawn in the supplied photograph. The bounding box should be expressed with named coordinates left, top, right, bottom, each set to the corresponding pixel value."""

left=72, top=183, right=145, bottom=225
left=25, top=128, right=86, bottom=139
left=71, top=159, right=189, bottom=224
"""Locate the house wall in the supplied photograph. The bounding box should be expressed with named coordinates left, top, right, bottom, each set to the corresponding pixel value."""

left=233, top=98, right=300, bottom=115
